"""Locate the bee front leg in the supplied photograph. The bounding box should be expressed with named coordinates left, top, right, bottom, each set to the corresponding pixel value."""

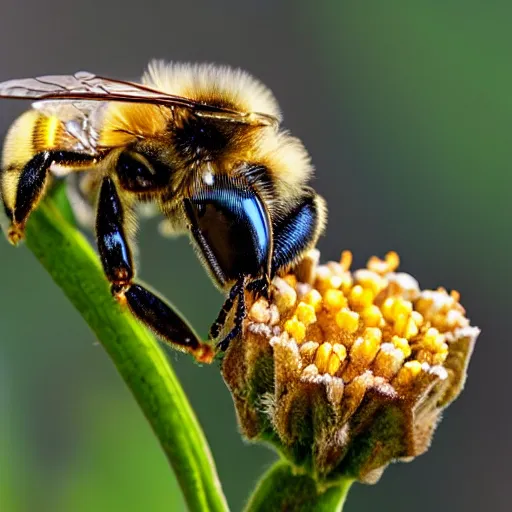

left=215, top=278, right=247, bottom=352
left=2, top=150, right=97, bottom=245
left=184, top=200, right=250, bottom=350
left=96, top=177, right=214, bottom=363
left=208, top=276, right=248, bottom=342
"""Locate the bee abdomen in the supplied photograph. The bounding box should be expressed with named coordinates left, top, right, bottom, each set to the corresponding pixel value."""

left=1, top=110, right=66, bottom=169
left=1, top=110, right=66, bottom=212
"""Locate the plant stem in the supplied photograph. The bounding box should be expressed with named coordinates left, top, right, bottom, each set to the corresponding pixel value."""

left=24, top=195, right=229, bottom=512
left=245, top=461, right=353, bottom=512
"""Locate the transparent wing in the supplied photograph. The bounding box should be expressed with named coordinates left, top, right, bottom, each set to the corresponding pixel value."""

left=0, top=71, right=208, bottom=106
left=32, top=99, right=107, bottom=153
left=0, top=72, right=278, bottom=126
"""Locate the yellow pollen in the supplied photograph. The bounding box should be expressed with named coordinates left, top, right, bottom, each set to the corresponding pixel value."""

left=411, top=327, right=449, bottom=365
left=315, top=267, right=335, bottom=293
left=393, top=313, right=418, bottom=339
left=234, top=248, right=478, bottom=485
left=329, top=275, right=344, bottom=289
left=393, top=313, right=408, bottom=337
left=433, top=349, right=449, bottom=365
left=315, top=342, right=333, bottom=374
left=283, top=275, right=298, bottom=288
left=340, top=250, right=353, bottom=271
left=394, top=360, right=423, bottom=387
left=273, top=278, right=297, bottom=311
left=360, top=305, right=383, bottom=327
left=404, top=360, right=422, bottom=375
left=381, top=297, right=395, bottom=322
left=451, top=290, right=461, bottom=302
left=355, top=270, right=387, bottom=296
left=367, top=251, right=400, bottom=274
left=284, top=316, right=306, bottom=344
left=327, top=353, right=342, bottom=375
left=364, top=327, right=382, bottom=346
left=411, top=311, right=424, bottom=327
left=296, top=302, right=317, bottom=326
left=422, top=328, right=445, bottom=351
left=404, top=317, right=419, bottom=339
left=332, top=343, right=348, bottom=363
left=393, top=299, right=413, bottom=319
left=392, top=335, right=412, bottom=358
left=349, top=285, right=363, bottom=304
left=335, top=308, right=360, bottom=333
left=349, top=285, right=374, bottom=309
left=350, top=328, right=381, bottom=365
left=323, top=289, right=347, bottom=310
left=301, top=289, right=323, bottom=313
left=260, top=250, right=475, bottom=402
left=340, top=275, right=354, bottom=294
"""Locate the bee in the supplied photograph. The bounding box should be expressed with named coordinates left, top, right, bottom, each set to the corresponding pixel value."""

left=0, top=61, right=326, bottom=362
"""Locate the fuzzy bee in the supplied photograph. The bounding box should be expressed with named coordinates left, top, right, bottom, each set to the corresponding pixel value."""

left=0, top=61, right=326, bottom=362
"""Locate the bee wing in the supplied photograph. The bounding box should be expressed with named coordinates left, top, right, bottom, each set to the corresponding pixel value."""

left=31, top=99, right=107, bottom=154
left=0, top=71, right=201, bottom=106
left=0, top=72, right=278, bottom=126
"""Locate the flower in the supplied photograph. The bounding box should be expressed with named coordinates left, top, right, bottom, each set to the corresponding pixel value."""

left=222, top=250, right=479, bottom=484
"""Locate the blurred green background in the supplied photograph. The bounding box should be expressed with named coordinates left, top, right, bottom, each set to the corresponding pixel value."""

left=0, top=1, right=509, bottom=511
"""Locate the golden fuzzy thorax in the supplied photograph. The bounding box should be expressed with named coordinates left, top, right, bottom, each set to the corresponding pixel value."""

left=99, top=61, right=314, bottom=202
left=143, top=60, right=282, bottom=120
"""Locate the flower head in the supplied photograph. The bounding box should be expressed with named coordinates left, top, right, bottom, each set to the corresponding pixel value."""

left=222, top=250, right=478, bottom=483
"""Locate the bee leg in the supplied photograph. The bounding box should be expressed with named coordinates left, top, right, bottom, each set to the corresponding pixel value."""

left=183, top=197, right=240, bottom=342
left=182, top=198, right=228, bottom=289
left=214, top=187, right=326, bottom=352
left=208, top=276, right=247, bottom=341
left=216, top=277, right=247, bottom=352
left=3, top=150, right=97, bottom=245
left=271, top=188, right=327, bottom=276
left=96, top=177, right=214, bottom=363
left=246, top=276, right=271, bottom=299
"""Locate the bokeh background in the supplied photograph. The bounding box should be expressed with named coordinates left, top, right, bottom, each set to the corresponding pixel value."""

left=0, top=1, right=509, bottom=511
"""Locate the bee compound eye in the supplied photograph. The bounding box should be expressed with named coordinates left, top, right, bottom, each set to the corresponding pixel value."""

left=116, top=151, right=169, bottom=192
left=187, top=186, right=271, bottom=282
left=195, top=203, right=206, bottom=216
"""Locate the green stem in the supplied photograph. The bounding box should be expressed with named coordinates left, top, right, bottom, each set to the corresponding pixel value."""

left=245, top=461, right=353, bottom=512
left=24, top=195, right=229, bottom=512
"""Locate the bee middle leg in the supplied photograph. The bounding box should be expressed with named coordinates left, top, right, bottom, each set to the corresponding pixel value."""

left=96, top=177, right=214, bottom=363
